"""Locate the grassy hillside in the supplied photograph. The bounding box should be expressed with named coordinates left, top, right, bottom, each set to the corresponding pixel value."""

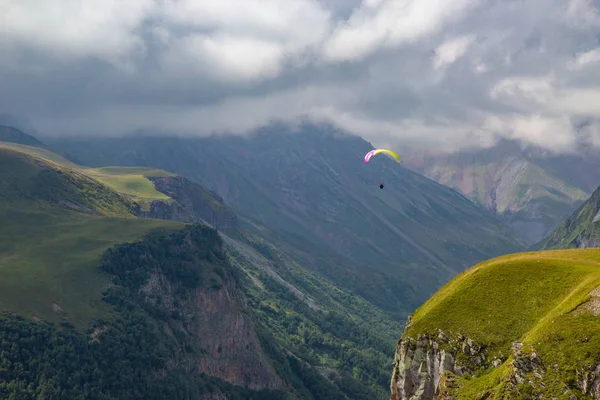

left=0, top=145, right=184, bottom=327
left=397, top=249, right=600, bottom=399
left=0, top=141, right=175, bottom=206
left=0, top=207, right=182, bottom=327
left=49, top=122, right=525, bottom=319
left=400, top=139, right=594, bottom=245
left=85, top=167, right=174, bottom=201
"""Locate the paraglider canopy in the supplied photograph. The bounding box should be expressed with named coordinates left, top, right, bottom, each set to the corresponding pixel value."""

left=364, top=148, right=400, bottom=190
left=364, top=149, right=401, bottom=164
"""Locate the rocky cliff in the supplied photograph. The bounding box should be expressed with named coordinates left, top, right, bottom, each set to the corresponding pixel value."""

left=388, top=328, right=592, bottom=400
left=389, top=325, right=490, bottom=400
left=140, top=269, right=285, bottom=390
left=99, top=225, right=292, bottom=397
left=136, top=176, right=238, bottom=230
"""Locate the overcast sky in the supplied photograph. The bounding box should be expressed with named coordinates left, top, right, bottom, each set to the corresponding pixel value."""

left=2, top=0, right=600, bottom=152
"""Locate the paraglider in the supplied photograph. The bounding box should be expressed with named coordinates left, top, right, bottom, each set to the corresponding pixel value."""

left=364, top=149, right=401, bottom=164
left=364, top=149, right=401, bottom=190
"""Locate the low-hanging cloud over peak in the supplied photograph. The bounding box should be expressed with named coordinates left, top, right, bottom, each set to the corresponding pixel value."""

left=2, top=0, right=600, bottom=153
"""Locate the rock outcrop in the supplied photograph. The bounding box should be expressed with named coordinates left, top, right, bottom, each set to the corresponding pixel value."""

left=391, top=332, right=600, bottom=400
left=390, top=327, right=489, bottom=400
left=508, top=342, right=544, bottom=387
left=576, top=364, right=600, bottom=399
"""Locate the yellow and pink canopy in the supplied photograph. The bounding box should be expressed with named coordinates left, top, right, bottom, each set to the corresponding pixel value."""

left=364, top=149, right=401, bottom=164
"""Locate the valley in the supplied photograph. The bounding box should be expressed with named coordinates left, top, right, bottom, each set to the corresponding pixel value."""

left=50, top=122, right=525, bottom=318
left=4, top=123, right=600, bottom=399
left=0, top=132, right=402, bottom=398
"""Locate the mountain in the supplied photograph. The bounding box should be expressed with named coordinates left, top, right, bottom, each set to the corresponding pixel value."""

left=399, top=139, right=597, bottom=245
left=538, top=184, right=600, bottom=250
left=389, top=248, right=600, bottom=399
left=0, top=124, right=48, bottom=148
left=0, top=141, right=404, bottom=399
left=48, top=122, right=525, bottom=319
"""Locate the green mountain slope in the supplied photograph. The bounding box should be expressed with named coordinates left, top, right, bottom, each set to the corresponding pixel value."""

left=390, top=249, right=600, bottom=399
left=0, top=142, right=402, bottom=398
left=400, top=139, right=595, bottom=245
left=49, top=122, right=525, bottom=318
left=0, top=144, right=184, bottom=325
left=538, top=185, right=600, bottom=250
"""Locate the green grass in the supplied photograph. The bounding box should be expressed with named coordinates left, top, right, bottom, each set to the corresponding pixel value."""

left=87, top=166, right=176, bottom=177
left=0, top=142, right=186, bottom=328
left=0, top=205, right=183, bottom=328
left=86, top=173, right=170, bottom=200
left=86, top=167, right=174, bottom=201
left=0, top=142, right=80, bottom=169
left=0, top=141, right=175, bottom=202
left=403, top=249, right=600, bottom=398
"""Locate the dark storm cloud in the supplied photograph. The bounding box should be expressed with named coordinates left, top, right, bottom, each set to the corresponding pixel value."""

left=2, top=0, right=600, bottom=151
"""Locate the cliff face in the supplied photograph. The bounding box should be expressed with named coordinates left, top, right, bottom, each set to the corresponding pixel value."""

left=389, top=330, right=570, bottom=400
left=101, top=225, right=285, bottom=392
left=136, top=176, right=238, bottom=229
left=140, top=270, right=285, bottom=390
left=389, top=327, right=489, bottom=400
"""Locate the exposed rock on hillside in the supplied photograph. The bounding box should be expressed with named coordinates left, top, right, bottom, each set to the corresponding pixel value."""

left=141, top=271, right=284, bottom=390
left=508, top=342, right=544, bottom=388
left=136, top=176, right=238, bottom=229
left=390, top=327, right=490, bottom=400
left=101, top=225, right=287, bottom=392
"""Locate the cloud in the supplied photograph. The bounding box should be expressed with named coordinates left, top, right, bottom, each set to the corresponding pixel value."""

left=432, top=35, right=474, bottom=69
left=2, top=0, right=600, bottom=153
left=321, top=0, right=477, bottom=62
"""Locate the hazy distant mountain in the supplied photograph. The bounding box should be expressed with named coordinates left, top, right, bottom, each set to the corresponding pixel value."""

left=400, top=139, right=598, bottom=245
left=0, top=124, right=47, bottom=148
left=50, top=122, right=524, bottom=318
